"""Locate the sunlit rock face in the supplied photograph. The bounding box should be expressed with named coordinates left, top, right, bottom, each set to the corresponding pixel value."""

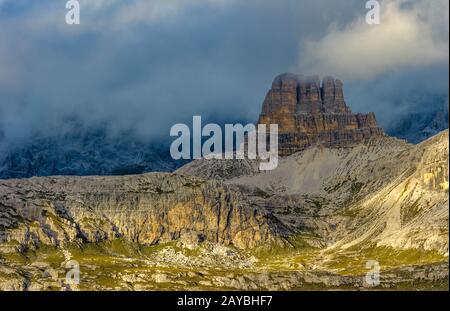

left=258, top=73, right=385, bottom=156
left=0, top=173, right=288, bottom=250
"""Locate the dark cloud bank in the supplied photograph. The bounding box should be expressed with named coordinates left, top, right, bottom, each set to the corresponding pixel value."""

left=0, top=0, right=448, bottom=169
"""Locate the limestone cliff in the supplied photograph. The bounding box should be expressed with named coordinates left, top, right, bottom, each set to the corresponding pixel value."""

left=258, top=73, right=385, bottom=156
left=0, top=173, right=287, bottom=250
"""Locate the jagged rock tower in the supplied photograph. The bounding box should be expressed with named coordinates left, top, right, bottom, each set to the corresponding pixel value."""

left=258, top=73, right=385, bottom=156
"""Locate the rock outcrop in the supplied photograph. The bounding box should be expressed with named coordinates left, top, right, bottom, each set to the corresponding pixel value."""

left=0, top=173, right=287, bottom=250
left=258, top=73, right=385, bottom=156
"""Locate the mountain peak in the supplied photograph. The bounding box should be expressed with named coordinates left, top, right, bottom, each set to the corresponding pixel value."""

left=258, top=73, right=385, bottom=156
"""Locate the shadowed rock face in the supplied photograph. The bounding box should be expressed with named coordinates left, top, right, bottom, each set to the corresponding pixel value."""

left=258, top=73, right=385, bottom=156
left=0, top=173, right=288, bottom=250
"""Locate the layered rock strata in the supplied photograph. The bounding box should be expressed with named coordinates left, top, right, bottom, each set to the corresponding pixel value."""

left=0, top=173, right=287, bottom=250
left=258, top=73, right=385, bottom=156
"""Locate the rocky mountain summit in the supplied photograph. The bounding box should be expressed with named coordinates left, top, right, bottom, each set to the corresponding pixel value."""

left=258, top=73, right=385, bottom=155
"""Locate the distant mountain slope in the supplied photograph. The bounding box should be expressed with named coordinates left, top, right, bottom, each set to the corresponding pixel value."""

left=387, top=99, right=449, bottom=144
left=0, top=129, right=185, bottom=179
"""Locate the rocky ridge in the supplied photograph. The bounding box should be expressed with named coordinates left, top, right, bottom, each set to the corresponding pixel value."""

left=0, top=173, right=288, bottom=251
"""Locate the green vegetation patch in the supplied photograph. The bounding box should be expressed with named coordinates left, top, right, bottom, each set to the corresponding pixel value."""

left=322, top=245, right=447, bottom=275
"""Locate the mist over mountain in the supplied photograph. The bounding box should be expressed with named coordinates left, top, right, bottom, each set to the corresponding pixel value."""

left=0, top=0, right=448, bottom=150
left=0, top=77, right=448, bottom=179
left=0, top=115, right=251, bottom=179
left=0, top=120, right=185, bottom=179
left=1, top=1, right=447, bottom=179
left=387, top=97, right=449, bottom=143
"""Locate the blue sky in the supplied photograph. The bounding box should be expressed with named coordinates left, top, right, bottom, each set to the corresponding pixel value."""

left=0, top=0, right=448, bottom=143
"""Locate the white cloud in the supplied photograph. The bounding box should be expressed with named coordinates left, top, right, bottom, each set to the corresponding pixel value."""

left=299, top=0, right=449, bottom=79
